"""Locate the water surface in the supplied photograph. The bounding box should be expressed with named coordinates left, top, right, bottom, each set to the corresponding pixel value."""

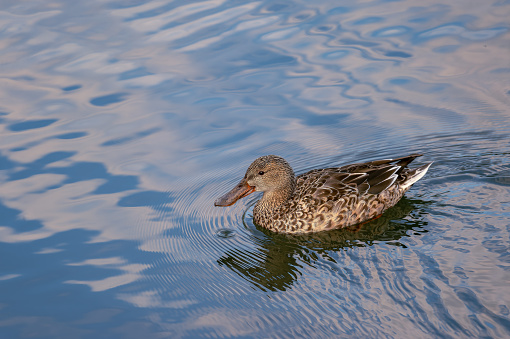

left=0, top=0, right=509, bottom=338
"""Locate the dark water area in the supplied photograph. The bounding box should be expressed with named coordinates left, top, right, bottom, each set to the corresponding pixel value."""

left=0, top=0, right=509, bottom=338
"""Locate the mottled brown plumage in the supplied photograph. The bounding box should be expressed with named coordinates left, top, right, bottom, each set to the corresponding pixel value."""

left=215, top=154, right=432, bottom=233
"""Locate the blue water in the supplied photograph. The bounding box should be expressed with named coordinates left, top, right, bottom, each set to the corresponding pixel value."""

left=1, top=0, right=510, bottom=338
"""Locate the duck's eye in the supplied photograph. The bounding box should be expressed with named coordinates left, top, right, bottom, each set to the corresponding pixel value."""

left=258, top=171, right=265, bottom=175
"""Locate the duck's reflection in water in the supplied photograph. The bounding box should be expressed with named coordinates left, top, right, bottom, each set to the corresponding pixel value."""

left=218, top=197, right=429, bottom=292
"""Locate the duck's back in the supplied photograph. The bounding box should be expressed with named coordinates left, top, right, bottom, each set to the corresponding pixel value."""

left=262, top=154, right=431, bottom=233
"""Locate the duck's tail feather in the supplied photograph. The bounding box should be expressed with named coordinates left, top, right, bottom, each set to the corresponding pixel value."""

left=401, top=162, right=432, bottom=190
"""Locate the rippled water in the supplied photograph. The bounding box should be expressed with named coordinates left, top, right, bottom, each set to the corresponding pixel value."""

left=1, top=0, right=509, bottom=338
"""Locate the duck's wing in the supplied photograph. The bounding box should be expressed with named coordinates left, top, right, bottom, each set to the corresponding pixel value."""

left=296, top=170, right=371, bottom=201
left=338, top=153, right=423, bottom=173
left=328, top=165, right=399, bottom=195
left=297, top=153, right=427, bottom=198
left=340, top=153, right=432, bottom=194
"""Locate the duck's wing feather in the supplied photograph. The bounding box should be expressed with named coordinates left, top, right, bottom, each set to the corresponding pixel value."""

left=296, top=153, right=424, bottom=198
left=338, top=153, right=423, bottom=173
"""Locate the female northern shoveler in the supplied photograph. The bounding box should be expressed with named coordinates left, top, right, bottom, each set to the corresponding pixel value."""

left=215, top=154, right=432, bottom=233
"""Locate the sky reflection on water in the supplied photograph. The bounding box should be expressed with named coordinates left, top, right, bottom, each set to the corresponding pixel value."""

left=0, top=0, right=509, bottom=338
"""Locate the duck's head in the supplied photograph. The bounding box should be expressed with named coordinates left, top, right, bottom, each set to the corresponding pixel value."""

left=214, top=155, right=295, bottom=207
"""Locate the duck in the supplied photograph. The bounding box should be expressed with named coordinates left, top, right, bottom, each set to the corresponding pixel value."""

left=215, top=154, right=432, bottom=233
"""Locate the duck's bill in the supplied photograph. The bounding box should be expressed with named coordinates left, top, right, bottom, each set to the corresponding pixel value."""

left=214, top=179, right=255, bottom=207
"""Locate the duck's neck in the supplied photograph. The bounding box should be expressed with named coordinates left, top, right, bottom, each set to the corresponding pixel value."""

left=254, top=179, right=296, bottom=221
